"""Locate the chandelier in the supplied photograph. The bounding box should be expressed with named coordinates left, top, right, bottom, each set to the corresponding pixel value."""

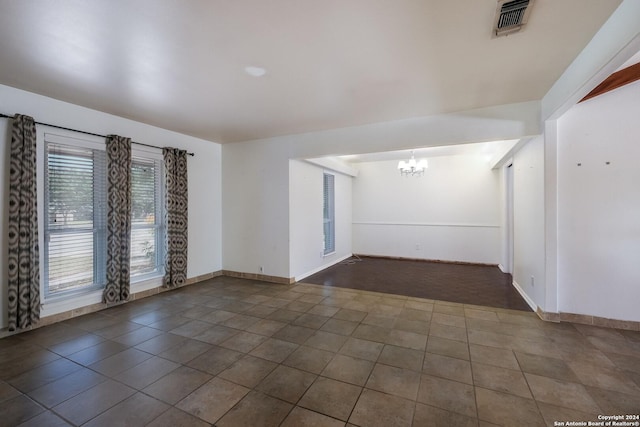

left=398, top=151, right=428, bottom=177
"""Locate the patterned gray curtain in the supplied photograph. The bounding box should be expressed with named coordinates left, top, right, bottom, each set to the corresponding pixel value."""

left=7, top=115, right=40, bottom=331
left=163, top=148, right=188, bottom=288
left=103, top=135, right=132, bottom=304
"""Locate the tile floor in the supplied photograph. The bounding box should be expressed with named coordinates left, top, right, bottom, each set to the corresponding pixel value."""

left=0, top=277, right=639, bottom=426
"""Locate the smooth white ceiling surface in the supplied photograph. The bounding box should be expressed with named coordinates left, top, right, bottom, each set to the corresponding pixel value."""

left=0, top=0, right=622, bottom=143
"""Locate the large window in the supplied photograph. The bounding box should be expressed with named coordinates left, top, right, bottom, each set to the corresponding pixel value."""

left=43, top=133, right=164, bottom=298
left=323, top=172, right=335, bottom=255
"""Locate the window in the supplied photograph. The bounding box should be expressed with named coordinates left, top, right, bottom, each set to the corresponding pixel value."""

left=323, top=172, right=335, bottom=255
left=43, top=133, right=164, bottom=298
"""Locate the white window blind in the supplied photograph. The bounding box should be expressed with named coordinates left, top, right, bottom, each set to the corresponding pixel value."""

left=44, top=134, right=164, bottom=299
left=323, top=172, right=335, bottom=255
left=45, top=142, right=106, bottom=296
left=130, top=156, right=164, bottom=278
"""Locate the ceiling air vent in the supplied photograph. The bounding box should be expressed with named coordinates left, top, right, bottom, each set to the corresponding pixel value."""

left=493, top=0, right=534, bottom=37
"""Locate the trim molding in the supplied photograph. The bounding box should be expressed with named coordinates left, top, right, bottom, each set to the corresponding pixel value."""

left=222, top=270, right=294, bottom=285
left=295, top=254, right=353, bottom=282
left=0, top=270, right=223, bottom=339
left=511, top=280, right=538, bottom=312
left=354, top=254, right=499, bottom=268
left=536, top=309, right=639, bottom=331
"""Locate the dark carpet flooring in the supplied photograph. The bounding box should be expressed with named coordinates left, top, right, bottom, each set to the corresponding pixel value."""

left=303, top=256, right=532, bottom=312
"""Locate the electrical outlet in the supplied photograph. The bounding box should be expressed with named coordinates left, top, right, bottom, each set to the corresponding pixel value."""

left=530, top=275, right=534, bottom=287
left=259, top=266, right=264, bottom=273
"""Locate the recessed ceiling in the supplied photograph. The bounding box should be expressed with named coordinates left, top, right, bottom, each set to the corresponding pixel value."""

left=0, top=0, right=622, bottom=143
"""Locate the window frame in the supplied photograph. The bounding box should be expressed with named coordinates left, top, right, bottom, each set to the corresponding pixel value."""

left=40, top=131, right=165, bottom=302
left=323, top=172, right=336, bottom=255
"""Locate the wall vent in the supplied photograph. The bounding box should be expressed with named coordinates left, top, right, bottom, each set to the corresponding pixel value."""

left=493, top=0, right=534, bottom=37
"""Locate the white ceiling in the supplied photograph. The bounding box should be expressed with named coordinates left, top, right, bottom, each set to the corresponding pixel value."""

left=0, top=0, right=622, bottom=143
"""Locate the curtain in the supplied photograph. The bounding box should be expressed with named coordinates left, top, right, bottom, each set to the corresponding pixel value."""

left=103, top=135, right=132, bottom=304
left=163, top=148, right=188, bottom=288
left=7, top=115, right=40, bottom=331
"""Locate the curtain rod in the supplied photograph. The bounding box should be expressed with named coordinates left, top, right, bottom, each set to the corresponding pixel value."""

left=0, top=113, right=195, bottom=156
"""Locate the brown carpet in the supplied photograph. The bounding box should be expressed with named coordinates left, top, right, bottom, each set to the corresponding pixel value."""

left=303, top=256, right=532, bottom=311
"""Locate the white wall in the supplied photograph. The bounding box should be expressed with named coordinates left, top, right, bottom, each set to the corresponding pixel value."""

left=222, top=139, right=290, bottom=278
left=0, top=84, right=222, bottom=328
left=352, top=155, right=501, bottom=264
left=289, top=160, right=352, bottom=280
left=222, top=102, right=537, bottom=281
left=557, top=80, right=640, bottom=322
left=512, top=136, right=546, bottom=310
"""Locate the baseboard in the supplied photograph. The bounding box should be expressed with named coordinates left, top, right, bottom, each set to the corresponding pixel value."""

left=511, top=280, right=538, bottom=312
left=0, top=269, right=224, bottom=339
left=354, top=253, right=499, bottom=268
left=222, top=270, right=294, bottom=285
left=295, top=254, right=353, bottom=281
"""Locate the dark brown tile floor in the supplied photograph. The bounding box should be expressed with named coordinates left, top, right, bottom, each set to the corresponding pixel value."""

left=1, top=277, right=639, bottom=426
left=304, top=256, right=532, bottom=311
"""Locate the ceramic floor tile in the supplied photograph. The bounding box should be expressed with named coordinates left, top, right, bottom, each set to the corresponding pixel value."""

left=413, top=403, right=478, bottom=427
left=187, top=345, right=243, bottom=375
left=417, top=374, right=476, bottom=418
left=8, top=358, right=82, bottom=393
left=219, top=331, right=268, bottom=353
left=82, top=392, right=169, bottom=427
left=88, top=347, right=153, bottom=376
left=426, top=336, right=470, bottom=361
left=15, top=410, right=72, bottom=427
left=322, top=354, right=374, bottom=386
left=430, top=323, right=468, bottom=343
left=584, top=385, right=640, bottom=414
left=256, top=365, right=317, bottom=403
left=281, top=406, right=346, bottom=427
left=65, top=340, right=129, bottom=366
left=476, top=387, right=544, bottom=426
left=0, top=394, right=45, bottom=426
left=48, top=333, right=105, bottom=356
left=294, top=313, right=331, bottom=329
left=333, top=309, right=367, bottom=322
left=568, top=360, right=640, bottom=395
left=348, top=388, right=414, bottom=427
left=377, top=345, right=424, bottom=371
left=0, top=380, right=20, bottom=403
left=321, top=318, right=359, bottom=336
left=216, top=391, right=292, bottom=427
left=250, top=338, right=299, bottom=363
left=472, top=362, right=532, bottom=399
left=393, top=318, right=430, bottom=334
left=352, top=324, right=391, bottom=343
left=113, top=326, right=162, bottom=346
left=218, top=355, right=278, bottom=388
left=27, top=368, right=106, bottom=408
left=157, top=338, right=212, bottom=363
left=114, top=356, right=179, bottom=389
left=537, top=402, right=599, bottom=426
left=176, top=376, right=249, bottom=424
left=284, top=345, right=335, bottom=374
left=52, top=380, right=136, bottom=426
left=143, top=365, right=212, bottom=405
left=422, top=353, right=473, bottom=384
left=146, top=407, right=211, bottom=427
left=524, top=373, right=602, bottom=414
left=366, top=363, right=420, bottom=400
left=273, top=324, right=316, bottom=344
left=469, top=344, right=519, bottom=370
left=133, top=332, right=187, bottom=355
left=305, top=331, right=349, bottom=352
left=339, top=337, right=384, bottom=362
left=299, top=377, right=361, bottom=421
left=220, top=314, right=262, bottom=330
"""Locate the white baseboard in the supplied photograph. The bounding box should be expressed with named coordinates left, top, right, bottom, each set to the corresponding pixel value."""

left=512, top=280, right=537, bottom=312
left=295, top=254, right=353, bottom=282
